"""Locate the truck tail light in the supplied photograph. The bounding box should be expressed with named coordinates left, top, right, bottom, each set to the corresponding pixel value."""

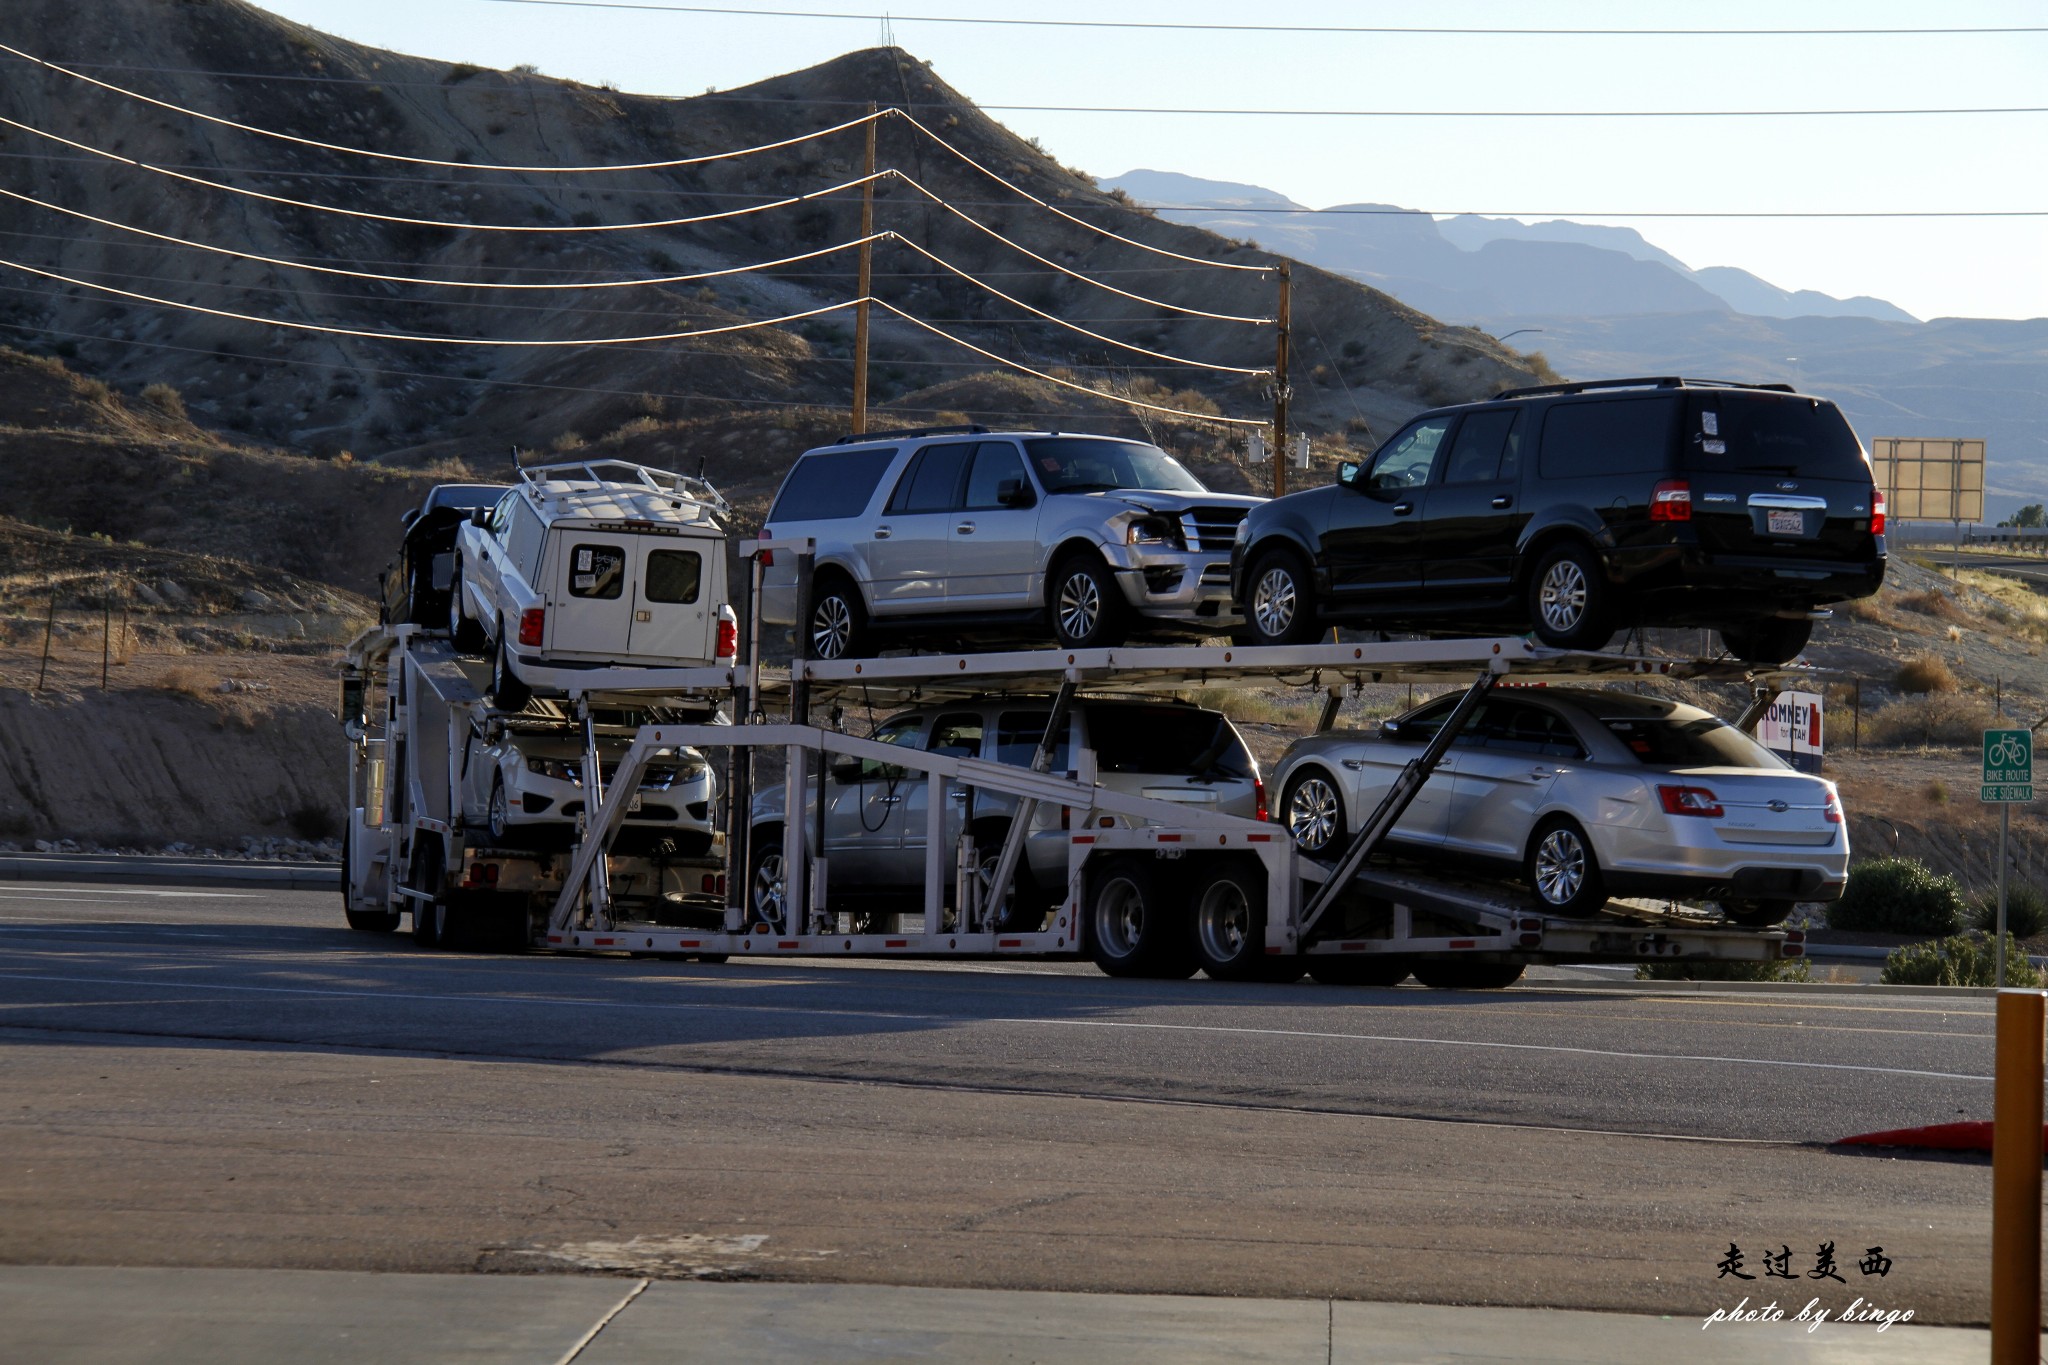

left=1870, top=488, right=1886, bottom=536
left=1254, top=778, right=1269, bottom=822
left=517, top=607, right=545, bottom=647
left=715, top=607, right=738, bottom=661
left=1649, top=480, right=1692, bottom=522
left=1657, top=785, right=1723, bottom=818
left=758, top=536, right=774, bottom=568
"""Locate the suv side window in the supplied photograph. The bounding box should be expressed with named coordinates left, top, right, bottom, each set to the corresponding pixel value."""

left=996, top=710, right=1074, bottom=772
left=886, top=443, right=973, bottom=514
left=963, top=443, right=1031, bottom=510
left=768, top=448, right=898, bottom=522
left=1538, top=397, right=1679, bottom=479
left=1443, top=409, right=1523, bottom=485
left=926, top=712, right=984, bottom=759
left=1367, top=417, right=1451, bottom=491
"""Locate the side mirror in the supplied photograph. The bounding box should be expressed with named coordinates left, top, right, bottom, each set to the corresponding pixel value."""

left=829, top=757, right=866, bottom=785
left=997, top=478, right=1034, bottom=508
left=1380, top=718, right=1401, bottom=736
left=400, top=507, right=421, bottom=529
left=1337, top=461, right=1362, bottom=489
left=469, top=507, right=490, bottom=527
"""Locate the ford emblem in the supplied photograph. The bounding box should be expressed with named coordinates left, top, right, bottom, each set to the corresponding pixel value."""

left=1775, top=481, right=1799, bottom=492
left=1767, top=799, right=1790, bottom=813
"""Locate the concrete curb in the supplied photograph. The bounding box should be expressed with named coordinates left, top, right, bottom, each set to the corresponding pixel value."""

left=0, top=854, right=340, bottom=890
left=1528, top=977, right=1998, bottom=1000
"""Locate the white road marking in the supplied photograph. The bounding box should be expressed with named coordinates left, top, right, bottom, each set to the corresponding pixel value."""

left=989, top=1016, right=1990, bottom=1083
left=0, top=887, right=255, bottom=900
left=0, top=969, right=1991, bottom=1083
left=0, top=921, right=225, bottom=938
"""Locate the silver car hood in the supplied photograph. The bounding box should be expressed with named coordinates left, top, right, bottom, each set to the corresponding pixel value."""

left=1057, top=491, right=1264, bottom=516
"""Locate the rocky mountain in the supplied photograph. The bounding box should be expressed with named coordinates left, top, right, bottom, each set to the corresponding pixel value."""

left=1107, top=168, right=2046, bottom=516
left=0, top=0, right=1536, bottom=518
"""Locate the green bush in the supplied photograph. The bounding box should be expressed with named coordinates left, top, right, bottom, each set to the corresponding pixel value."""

left=1827, top=858, right=1969, bottom=935
left=1882, top=933, right=2043, bottom=987
left=1972, top=884, right=2048, bottom=940
left=1637, top=957, right=1812, bottom=983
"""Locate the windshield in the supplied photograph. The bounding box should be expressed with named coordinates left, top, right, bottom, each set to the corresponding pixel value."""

left=1025, top=438, right=1206, bottom=495
left=1601, top=715, right=1786, bottom=769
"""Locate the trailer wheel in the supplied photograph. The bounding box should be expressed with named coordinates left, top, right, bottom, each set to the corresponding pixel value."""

left=1718, top=898, right=1795, bottom=928
left=1192, top=858, right=1271, bottom=981
left=1525, top=816, right=1606, bottom=917
left=971, top=821, right=1049, bottom=932
left=746, top=826, right=789, bottom=933
left=1412, top=959, right=1525, bottom=991
left=1086, top=855, right=1194, bottom=979
left=490, top=625, right=532, bottom=712
left=1307, top=955, right=1413, bottom=987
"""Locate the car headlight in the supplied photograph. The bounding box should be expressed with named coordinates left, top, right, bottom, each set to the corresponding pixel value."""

left=1233, top=518, right=1249, bottom=543
left=1126, top=515, right=1182, bottom=549
left=526, top=757, right=581, bottom=782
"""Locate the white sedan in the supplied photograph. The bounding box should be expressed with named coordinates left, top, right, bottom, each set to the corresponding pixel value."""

left=1271, top=688, right=1846, bottom=925
left=460, top=725, right=717, bottom=857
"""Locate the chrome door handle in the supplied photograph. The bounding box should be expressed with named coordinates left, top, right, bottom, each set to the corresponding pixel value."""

left=877, top=794, right=903, bottom=804
left=1529, top=767, right=1552, bottom=779
left=1392, top=502, right=1413, bottom=516
left=874, top=527, right=892, bottom=540
left=957, top=523, right=975, bottom=534
left=949, top=790, right=970, bottom=800
left=1491, top=496, right=1513, bottom=509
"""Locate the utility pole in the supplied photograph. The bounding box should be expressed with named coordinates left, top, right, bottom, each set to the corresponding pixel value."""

left=851, top=103, right=877, bottom=436
left=1272, top=262, right=1292, bottom=499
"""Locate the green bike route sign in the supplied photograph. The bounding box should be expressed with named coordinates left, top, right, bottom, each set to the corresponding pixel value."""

left=1982, top=728, right=2033, bottom=804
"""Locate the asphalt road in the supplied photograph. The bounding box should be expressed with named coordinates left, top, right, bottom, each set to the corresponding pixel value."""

left=0, top=881, right=2008, bottom=1327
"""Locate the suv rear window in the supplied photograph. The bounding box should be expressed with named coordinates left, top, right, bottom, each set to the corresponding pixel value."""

left=1688, top=394, right=1870, bottom=479
left=1600, top=715, right=1783, bottom=769
left=1538, top=397, right=1678, bottom=479
left=1086, top=705, right=1251, bottom=779
left=767, top=448, right=897, bottom=522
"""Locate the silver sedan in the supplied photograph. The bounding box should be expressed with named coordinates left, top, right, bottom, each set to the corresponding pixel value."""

left=1271, top=688, right=1846, bottom=924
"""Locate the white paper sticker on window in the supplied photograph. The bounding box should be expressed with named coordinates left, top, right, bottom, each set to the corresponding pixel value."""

left=1702, top=412, right=1720, bottom=436
left=1703, top=438, right=1727, bottom=455
left=576, top=549, right=594, bottom=571
left=574, top=573, right=595, bottom=590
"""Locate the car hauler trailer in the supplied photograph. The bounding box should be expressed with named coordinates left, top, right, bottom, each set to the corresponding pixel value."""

left=339, top=540, right=1812, bottom=985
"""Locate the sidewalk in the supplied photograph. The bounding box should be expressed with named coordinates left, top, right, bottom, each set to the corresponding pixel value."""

left=0, top=1268, right=1992, bottom=1363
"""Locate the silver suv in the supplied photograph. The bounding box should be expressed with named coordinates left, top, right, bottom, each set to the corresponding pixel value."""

left=747, top=696, right=1265, bottom=930
left=758, top=427, right=1263, bottom=656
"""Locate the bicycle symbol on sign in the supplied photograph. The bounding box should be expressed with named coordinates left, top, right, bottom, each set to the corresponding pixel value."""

left=1988, top=734, right=2031, bottom=771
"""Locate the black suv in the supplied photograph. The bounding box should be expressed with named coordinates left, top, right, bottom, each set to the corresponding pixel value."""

left=1230, top=377, right=1886, bottom=664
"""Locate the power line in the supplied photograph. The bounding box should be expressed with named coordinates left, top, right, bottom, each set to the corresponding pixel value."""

left=0, top=42, right=886, bottom=175
left=463, top=2, right=2048, bottom=39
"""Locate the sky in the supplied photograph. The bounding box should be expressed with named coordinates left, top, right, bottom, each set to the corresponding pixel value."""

left=245, top=0, right=2048, bottom=322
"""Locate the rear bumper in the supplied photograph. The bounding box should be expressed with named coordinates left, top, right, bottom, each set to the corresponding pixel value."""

left=1611, top=543, right=1886, bottom=620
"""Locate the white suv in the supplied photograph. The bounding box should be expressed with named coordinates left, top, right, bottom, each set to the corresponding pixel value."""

left=758, top=427, right=1263, bottom=656
left=451, top=460, right=736, bottom=707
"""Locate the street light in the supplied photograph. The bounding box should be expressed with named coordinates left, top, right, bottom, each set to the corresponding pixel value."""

left=1495, top=328, right=1544, bottom=344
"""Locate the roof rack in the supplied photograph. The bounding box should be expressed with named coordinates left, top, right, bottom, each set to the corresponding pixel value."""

left=514, top=458, right=729, bottom=520
left=833, top=424, right=989, bottom=445
left=1492, top=376, right=1798, bottom=401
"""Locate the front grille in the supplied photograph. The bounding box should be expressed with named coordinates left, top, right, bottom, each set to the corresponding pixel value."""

left=1180, top=507, right=1248, bottom=552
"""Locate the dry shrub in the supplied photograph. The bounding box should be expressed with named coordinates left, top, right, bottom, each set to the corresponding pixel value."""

left=157, top=665, right=216, bottom=698
left=1837, top=594, right=1892, bottom=625
left=1897, top=588, right=1970, bottom=624
left=1895, top=653, right=1958, bottom=694
left=1863, top=691, right=1995, bottom=746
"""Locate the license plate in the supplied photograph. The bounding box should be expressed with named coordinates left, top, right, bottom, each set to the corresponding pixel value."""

left=1767, top=509, right=1806, bottom=536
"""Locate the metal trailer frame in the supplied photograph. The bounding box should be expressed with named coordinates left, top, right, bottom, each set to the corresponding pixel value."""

left=344, top=535, right=1821, bottom=976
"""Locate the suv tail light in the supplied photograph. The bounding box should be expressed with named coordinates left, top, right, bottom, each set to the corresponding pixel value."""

left=1254, top=778, right=1269, bottom=822
left=1870, top=488, right=1886, bottom=536
left=715, top=608, right=738, bottom=662
left=1650, top=480, right=1692, bottom=522
left=517, top=607, right=545, bottom=647
left=1657, top=785, right=1723, bottom=818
